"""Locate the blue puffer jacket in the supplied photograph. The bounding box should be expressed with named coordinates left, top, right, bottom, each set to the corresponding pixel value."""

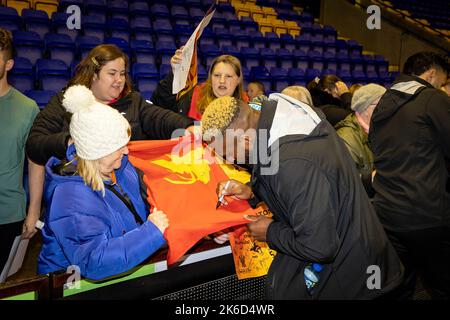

left=38, top=146, right=166, bottom=280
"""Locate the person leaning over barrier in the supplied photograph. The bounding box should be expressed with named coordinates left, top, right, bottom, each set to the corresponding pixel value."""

left=38, top=85, right=169, bottom=281
left=202, top=95, right=403, bottom=299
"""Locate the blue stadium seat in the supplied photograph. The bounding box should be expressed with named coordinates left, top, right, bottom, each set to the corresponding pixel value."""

left=250, top=66, right=271, bottom=91
left=215, top=28, right=233, bottom=48
left=130, top=16, right=153, bottom=42
left=198, top=64, right=207, bottom=83
left=8, top=57, right=34, bottom=93
left=22, top=9, right=51, bottom=39
left=280, top=33, right=296, bottom=52
left=270, top=67, right=289, bottom=92
left=58, top=0, right=83, bottom=11
left=201, top=44, right=221, bottom=68
left=321, top=69, right=337, bottom=77
left=132, top=63, right=159, bottom=92
left=36, top=59, right=70, bottom=92
left=108, top=0, right=129, bottom=21
left=105, top=37, right=130, bottom=56
left=209, top=11, right=226, bottom=30
left=252, top=32, right=266, bottom=50
left=338, top=69, right=352, bottom=82
left=153, top=19, right=174, bottom=42
left=156, top=41, right=177, bottom=65
left=260, top=48, right=277, bottom=70
left=51, top=12, right=79, bottom=42
left=308, top=50, right=325, bottom=71
left=352, top=70, right=368, bottom=84
left=221, top=45, right=241, bottom=59
left=305, top=69, right=321, bottom=82
left=241, top=16, right=258, bottom=33
left=86, top=0, right=107, bottom=16
left=374, top=55, right=389, bottom=74
left=366, top=70, right=381, bottom=84
left=130, top=1, right=150, bottom=17
left=44, top=33, right=75, bottom=66
left=159, top=64, right=172, bottom=79
left=335, top=39, right=348, bottom=54
left=171, top=5, right=190, bottom=20
left=295, top=34, right=311, bottom=53
left=150, top=3, right=170, bottom=19
left=12, top=30, right=43, bottom=65
left=241, top=47, right=260, bottom=69
left=107, top=18, right=130, bottom=43
left=75, top=35, right=101, bottom=59
left=25, top=90, right=56, bottom=109
left=288, top=68, right=306, bottom=85
left=277, top=48, right=294, bottom=69
left=351, top=54, right=365, bottom=72
left=83, top=15, right=106, bottom=43
left=264, top=32, right=282, bottom=51
left=0, top=6, right=22, bottom=31
left=336, top=52, right=351, bottom=72
left=131, top=40, right=156, bottom=64
left=347, top=40, right=363, bottom=56
left=233, top=30, right=251, bottom=50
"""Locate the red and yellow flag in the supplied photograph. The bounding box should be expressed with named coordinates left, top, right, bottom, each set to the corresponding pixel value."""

left=128, top=136, right=255, bottom=265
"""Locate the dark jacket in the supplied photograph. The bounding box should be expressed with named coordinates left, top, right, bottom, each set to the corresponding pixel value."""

left=38, top=146, right=166, bottom=280
left=250, top=94, right=403, bottom=299
left=369, top=74, right=450, bottom=232
left=26, top=90, right=194, bottom=165
left=151, top=70, right=194, bottom=115
left=309, top=88, right=353, bottom=126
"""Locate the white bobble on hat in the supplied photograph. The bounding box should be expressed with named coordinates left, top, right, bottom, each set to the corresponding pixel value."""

left=62, top=85, right=131, bottom=160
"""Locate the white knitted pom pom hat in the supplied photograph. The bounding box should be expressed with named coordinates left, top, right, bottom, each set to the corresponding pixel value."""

left=62, top=85, right=131, bottom=160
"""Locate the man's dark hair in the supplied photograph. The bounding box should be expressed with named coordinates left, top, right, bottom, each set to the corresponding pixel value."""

left=403, top=51, right=449, bottom=77
left=0, top=28, right=14, bottom=61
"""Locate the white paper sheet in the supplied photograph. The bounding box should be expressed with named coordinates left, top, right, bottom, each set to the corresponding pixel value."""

left=0, top=236, right=29, bottom=283
left=172, top=7, right=216, bottom=94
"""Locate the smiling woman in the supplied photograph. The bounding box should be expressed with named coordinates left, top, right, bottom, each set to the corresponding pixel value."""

left=151, top=49, right=249, bottom=120
left=26, top=44, right=194, bottom=166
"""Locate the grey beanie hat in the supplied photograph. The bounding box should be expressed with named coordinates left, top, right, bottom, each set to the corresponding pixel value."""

left=351, top=84, right=386, bottom=113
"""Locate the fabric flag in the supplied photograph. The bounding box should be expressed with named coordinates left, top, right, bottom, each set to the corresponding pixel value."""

left=128, top=136, right=256, bottom=265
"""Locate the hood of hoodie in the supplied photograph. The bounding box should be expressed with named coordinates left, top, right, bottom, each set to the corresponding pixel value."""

left=371, top=74, right=431, bottom=123
left=44, top=144, right=129, bottom=204
left=256, top=93, right=326, bottom=156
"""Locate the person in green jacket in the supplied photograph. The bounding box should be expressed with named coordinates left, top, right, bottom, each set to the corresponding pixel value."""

left=335, top=84, right=386, bottom=196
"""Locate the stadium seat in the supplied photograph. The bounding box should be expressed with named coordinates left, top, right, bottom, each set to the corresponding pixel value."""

left=83, top=15, right=107, bottom=43
left=12, top=30, right=43, bottom=65
left=260, top=48, right=277, bottom=70
left=52, top=12, right=79, bottom=42
left=107, top=18, right=130, bottom=43
left=44, top=33, right=75, bottom=66
left=8, top=56, right=34, bottom=93
left=35, top=59, right=70, bottom=92
left=131, top=40, right=156, bottom=64
left=277, top=48, right=294, bottom=70
left=241, top=47, right=260, bottom=69
left=75, top=35, right=101, bottom=59
left=250, top=66, right=271, bottom=92
left=25, top=90, right=56, bottom=109
left=0, top=6, right=22, bottom=31
left=22, top=9, right=51, bottom=39
left=270, top=67, right=289, bottom=92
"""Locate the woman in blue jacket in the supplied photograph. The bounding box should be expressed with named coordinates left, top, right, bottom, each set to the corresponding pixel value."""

left=38, top=85, right=169, bottom=281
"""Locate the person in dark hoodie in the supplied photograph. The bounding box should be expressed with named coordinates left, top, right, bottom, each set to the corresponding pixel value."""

left=369, top=51, right=450, bottom=299
left=202, top=95, right=403, bottom=300
left=26, top=44, right=195, bottom=166
left=307, top=75, right=352, bottom=126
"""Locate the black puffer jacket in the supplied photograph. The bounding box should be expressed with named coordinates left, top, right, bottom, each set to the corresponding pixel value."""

left=26, top=90, right=194, bottom=165
left=250, top=95, right=403, bottom=300
left=151, top=70, right=194, bottom=115
left=369, top=74, right=450, bottom=232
